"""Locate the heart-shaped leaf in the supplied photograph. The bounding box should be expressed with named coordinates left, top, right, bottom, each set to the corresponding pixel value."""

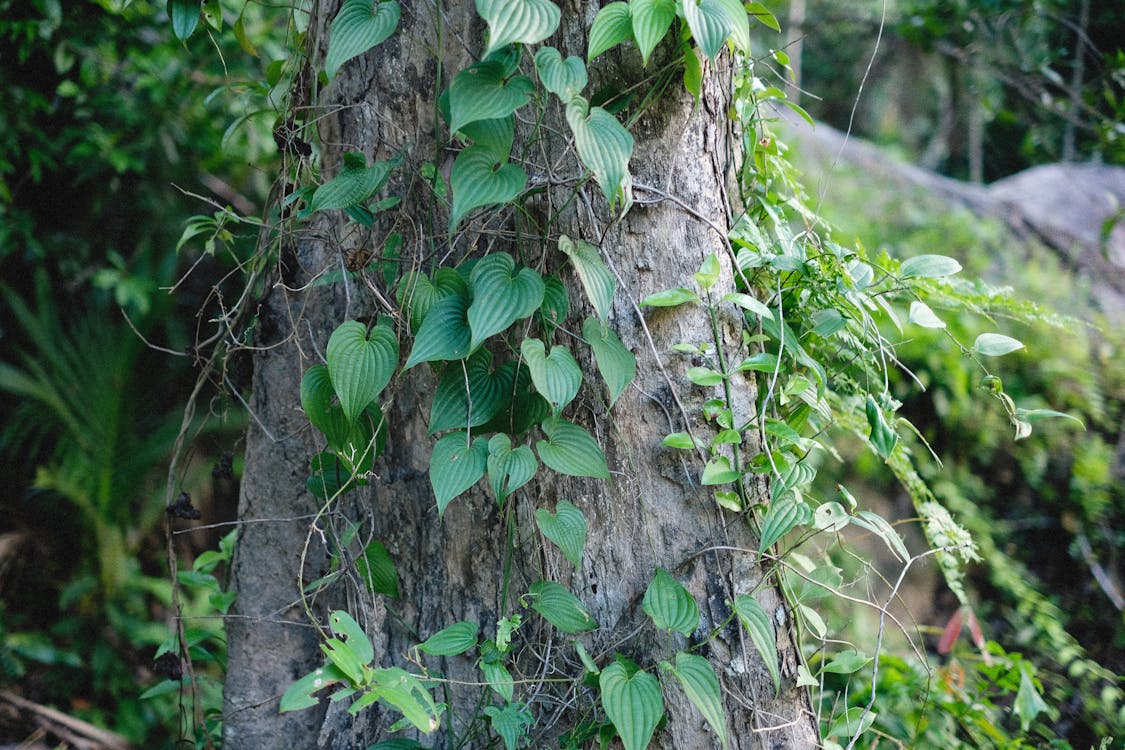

left=534, top=499, right=586, bottom=567
left=308, top=154, right=398, bottom=214
left=588, top=2, right=633, bottom=61
left=632, top=0, right=676, bottom=65
left=600, top=662, right=664, bottom=750
left=733, top=595, right=780, bottom=695
left=325, top=0, right=401, bottom=79
left=168, top=0, right=200, bottom=40
left=643, top=568, right=699, bottom=635
left=398, top=268, right=469, bottom=334
left=758, top=494, right=811, bottom=551
left=566, top=102, right=633, bottom=211
left=534, top=47, right=587, bottom=101
left=665, top=653, right=728, bottom=748
left=429, top=432, right=489, bottom=514
left=528, top=580, right=597, bottom=632
left=682, top=0, right=746, bottom=60
left=537, top=276, right=570, bottom=337
left=326, top=320, right=399, bottom=423
left=487, top=433, right=538, bottom=503
left=478, top=365, right=552, bottom=435
left=458, top=115, right=516, bottom=160
left=450, top=61, right=535, bottom=134
left=430, top=350, right=512, bottom=434
left=813, top=501, right=850, bottom=533
left=301, top=365, right=351, bottom=447
left=468, top=253, right=545, bottom=349
left=449, top=146, right=527, bottom=231
left=357, top=540, right=399, bottom=598
left=520, top=338, right=581, bottom=415
left=583, top=317, right=635, bottom=407
left=405, top=294, right=472, bottom=369
left=559, top=235, right=615, bottom=322
left=476, top=0, right=561, bottom=56
left=536, top=417, right=609, bottom=478
left=418, top=620, right=479, bottom=656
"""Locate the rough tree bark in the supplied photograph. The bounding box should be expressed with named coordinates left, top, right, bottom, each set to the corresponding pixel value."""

left=223, top=2, right=818, bottom=748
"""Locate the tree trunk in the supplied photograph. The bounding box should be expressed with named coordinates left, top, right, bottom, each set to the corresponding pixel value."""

left=223, top=2, right=818, bottom=748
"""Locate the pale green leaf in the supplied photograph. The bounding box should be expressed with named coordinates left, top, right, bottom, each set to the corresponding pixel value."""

left=583, top=317, right=635, bottom=407
left=642, top=568, right=699, bottom=635
left=1014, top=665, right=1049, bottom=731
left=682, top=0, right=739, bottom=60
left=566, top=102, right=633, bottom=211
left=900, top=254, right=962, bottom=279
left=588, top=2, right=633, bottom=61
left=559, top=235, right=616, bottom=322
left=484, top=703, right=534, bottom=750
left=476, top=0, right=561, bottom=56
left=722, top=292, right=773, bottom=320
left=640, top=287, right=699, bottom=307
left=535, top=500, right=587, bottom=567
left=865, top=395, right=898, bottom=459
left=418, top=620, right=479, bottom=656
left=529, top=580, right=597, bottom=632
left=487, top=433, right=538, bottom=502
left=908, top=300, right=946, bottom=329
left=536, top=417, right=610, bottom=478
left=449, top=146, right=527, bottom=231
left=326, top=0, right=401, bottom=79
left=429, top=432, right=489, bottom=514
left=458, top=115, right=516, bottom=160
left=822, top=649, right=873, bottom=674
left=733, top=594, right=780, bottom=695
left=481, top=659, right=515, bottom=701
left=631, top=0, right=676, bottom=65
left=666, top=653, right=728, bottom=748
left=326, top=320, right=399, bottom=423
left=686, top=366, right=724, bottom=387
left=599, top=662, right=664, bottom=750
left=813, top=501, right=849, bottom=533
left=279, top=664, right=347, bottom=712
left=826, top=706, right=877, bottom=739
left=972, top=333, right=1025, bottom=356
left=852, top=510, right=909, bottom=563
left=701, top=456, right=740, bottom=485
left=534, top=47, right=587, bottom=101
left=520, top=338, right=582, bottom=415
left=694, top=252, right=721, bottom=289
left=759, top=495, right=811, bottom=551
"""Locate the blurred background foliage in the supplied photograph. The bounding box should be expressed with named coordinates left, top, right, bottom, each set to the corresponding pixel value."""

left=0, top=0, right=1121, bottom=747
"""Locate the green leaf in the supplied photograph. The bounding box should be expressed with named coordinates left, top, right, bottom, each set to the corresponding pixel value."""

left=694, top=253, right=721, bottom=289
left=826, top=706, right=877, bottom=739
left=480, top=659, right=515, bottom=702
left=813, top=502, right=849, bottom=533
left=429, top=432, right=489, bottom=514
left=1014, top=665, right=1049, bottom=731
left=309, top=154, right=397, bottom=214
left=583, top=318, right=635, bottom=407
left=459, top=115, right=517, bottom=160
left=686, top=366, right=724, bottom=387
left=599, top=662, right=664, bottom=750
left=701, top=456, right=740, bottom=485
left=632, top=0, right=676, bottom=65
left=536, top=417, right=610, bottom=478
left=535, top=500, right=587, bottom=567
left=566, top=102, right=634, bottom=211
left=325, top=0, right=401, bottom=79
left=357, top=540, right=399, bottom=598
left=640, top=287, right=699, bottom=307
left=908, top=300, right=946, bottom=329
left=168, top=0, right=200, bottom=41
left=538, top=275, right=570, bottom=336
left=822, top=649, right=873, bottom=674
left=534, top=47, right=587, bottom=101
left=521, top=338, right=582, bottom=415
left=478, top=364, right=552, bottom=435
left=369, top=741, right=425, bottom=750
left=449, top=146, right=527, bottom=230
left=327, top=320, right=399, bottom=423
left=722, top=292, right=773, bottom=320
left=588, top=3, right=633, bottom=61
left=476, top=0, right=562, bottom=56
left=398, top=268, right=469, bottom=333
left=662, top=432, right=700, bottom=450
left=279, top=663, right=347, bottom=712
left=747, top=2, right=780, bottom=32
left=643, top=568, right=699, bottom=635
left=559, top=235, right=616, bottom=322
left=899, top=253, right=962, bottom=278
left=732, top=595, right=780, bottom=695
left=851, top=510, right=909, bottom=563
left=418, top=621, right=479, bottom=656
left=430, top=350, right=512, bottom=434
left=487, top=433, right=538, bottom=502
left=468, top=253, right=545, bottom=349
left=449, top=61, right=535, bottom=134
left=364, top=667, right=441, bottom=733
left=666, top=652, right=728, bottom=748
left=405, top=294, right=472, bottom=369
left=865, top=395, right=898, bottom=459
left=529, top=580, right=597, bottom=632
left=484, top=703, right=534, bottom=750
left=758, top=495, right=811, bottom=551
left=736, top=352, right=780, bottom=372
left=972, top=333, right=1025, bottom=356
left=307, top=451, right=357, bottom=499
left=681, top=0, right=737, bottom=60
left=329, top=610, right=375, bottom=664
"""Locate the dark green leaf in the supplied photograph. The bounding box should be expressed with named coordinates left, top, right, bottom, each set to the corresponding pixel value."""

left=327, top=320, right=399, bottom=423
left=168, top=0, right=200, bottom=41
left=430, top=350, right=512, bottom=434
left=429, top=432, right=489, bottom=513
left=758, top=495, right=811, bottom=551
left=487, top=433, right=538, bottom=502
left=326, top=0, right=400, bottom=79
left=449, top=61, right=535, bottom=134
left=468, top=253, right=545, bottom=349
left=405, top=294, right=472, bottom=369
left=449, top=146, right=527, bottom=230
left=357, top=540, right=400, bottom=598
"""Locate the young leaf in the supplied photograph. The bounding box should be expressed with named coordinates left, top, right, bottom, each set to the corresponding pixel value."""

left=631, top=0, right=677, bottom=65
left=865, top=395, right=898, bottom=459
left=732, top=595, right=780, bottom=695
left=972, top=333, right=1025, bottom=357
left=694, top=253, right=721, bottom=289
left=686, top=366, right=724, bottom=387
left=535, top=500, right=587, bottom=567
left=326, top=320, right=399, bottom=423
left=487, top=433, right=538, bottom=502
left=418, top=620, right=479, bottom=656
left=528, top=581, right=597, bottom=632
left=449, top=146, right=527, bottom=231
left=534, top=47, right=587, bottom=101
left=666, top=652, right=728, bottom=748
left=588, top=2, right=633, bottom=61
left=899, top=253, right=962, bottom=279
left=325, top=0, right=401, bottom=79
left=521, top=338, right=582, bottom=415
left=467, top=253, right=545, bottom=350
left=429, top=432, right=489, bottom=514
left=813, top=502, right=849, bottom=533
left=449, top=61, right=535, bottom=134
left=480, top=659, right=515, bottom=702
left=477, top=0, right=562, bottom=56
left=822, top=649, right=873, bottom=674
left=566, top=102, right=634, bottom=211
left=640, top=287, right=699, bottom=307
left=701, top=456, right=740, bottom=485
left=536, top=417, right=610, bottom=478
left=582, top=317, right=635, bottom=407
left=642, top=568, right=699, bottom=635
left=484, top=702, right=534, bottom=750
left=405, top=294, right=472, bottom=368
left=329, top=610, right=375, bottom=664
left=279, top=664, right=348, bottom=712
left=1014, top=665, right=1050, bottom=731
left=600, top=662, right=664, bottom=750
left=559, top=235, right=616, bottom=322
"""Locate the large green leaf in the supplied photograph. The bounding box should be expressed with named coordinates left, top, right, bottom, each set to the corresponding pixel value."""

left=528, top=581, right=597, bottom=632
left=356, top=540, right=399, bottom=598
left=566, top=102, right=633, bottom=211
left=665, top=652, right=728, bottom=748
left=325, top=0, right=401, bottom=79
left=631, top=0, right=677, bottom=65
left=326, top=320, right=399, bottom=423
left=405, top=294, right=472, bottom=369
left=732, top=595, right=780, bottom=695
left=534, top=47, right=587, bottom=102
left=168, top=0, right=200, bottom=40
left=600, top=662, right=664, bottom=750
left=449, top=61, right=535, bottom=134
left=534, top=499, right=586, bottom=567
left=587, top=2, right=633, bottom=61
left=398, top=268, right=469, bottom=333
left=476, top=0, right=562, bottom=56
left=681, top=0, right=746, bottom=60
left=449, top=146, right=527, bottom=231
left=583, top=317, right=635, bottom=407
left=328, top=610, right=375, bottom=664
left=559, top=235, right=615, bottom=322
left=362, top=667, right=441, bottom=733
left=430, top=350, right=512, bottom=434
left=642, top=568, right=699, bottom=635
left=467, top=253, right=545, bottom=349
left=487, top=433, right=538, bottom=503
left=429, top=432, right=489, bottom=514
left=418, top=620, right=479, bottom=656
left=520, top=338, right=581, bottom=415
left=309, top=153, right=397, bottom=214
left=480, top=658, right=515, bottom=702
left=758, top=494, right=811, bottom=551
left=536, top=417, right=609, bottom=478
left=301, top=364, right=351, bottom=447
left=280, top=663, right=347, bottom=712
left=458, top=115, right=516, bottom=160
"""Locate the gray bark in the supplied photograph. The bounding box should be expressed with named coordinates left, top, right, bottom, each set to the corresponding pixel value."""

left=224, top=2, right=818, bottom=748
